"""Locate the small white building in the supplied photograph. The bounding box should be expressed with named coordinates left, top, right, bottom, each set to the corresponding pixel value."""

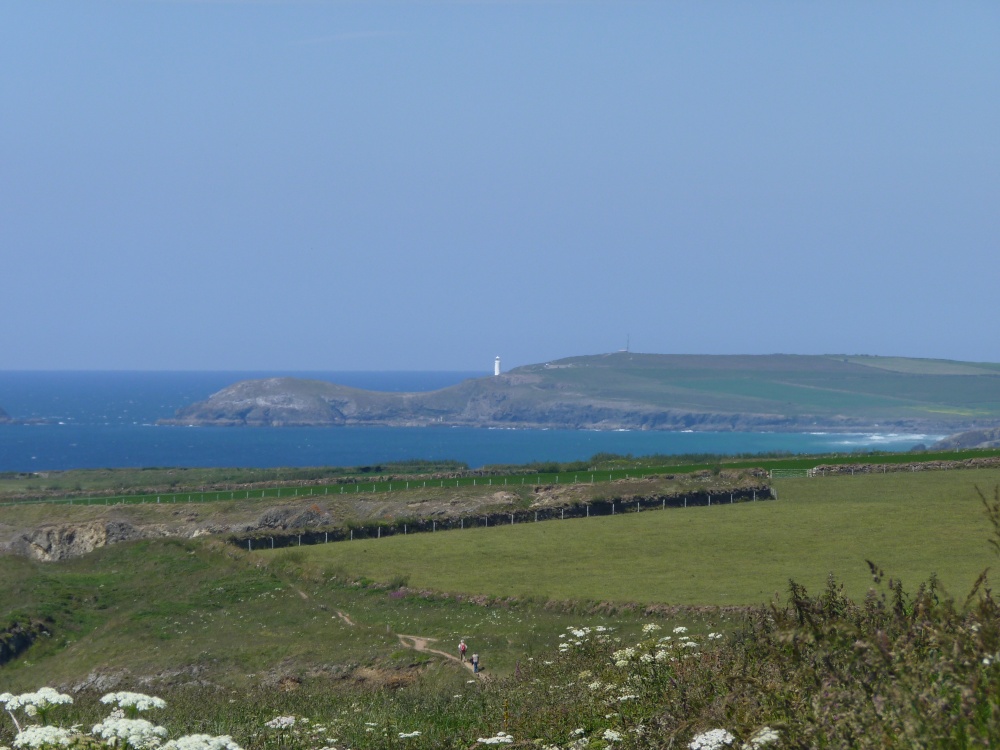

left=494, top=356, right=501, bottom=376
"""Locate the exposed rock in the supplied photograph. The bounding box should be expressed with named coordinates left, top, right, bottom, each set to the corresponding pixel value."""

left=12, top=520, right=162, bottom=561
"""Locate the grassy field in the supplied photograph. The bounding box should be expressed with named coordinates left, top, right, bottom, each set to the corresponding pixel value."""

left=4, top=465, right=1000, bottom=748
left=265, top=469, right=1000, bottom=605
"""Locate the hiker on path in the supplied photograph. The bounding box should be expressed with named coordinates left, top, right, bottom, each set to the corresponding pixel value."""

left=471, top=653, right=479, bottom=674
left=459, top=639, right=467, bottom=662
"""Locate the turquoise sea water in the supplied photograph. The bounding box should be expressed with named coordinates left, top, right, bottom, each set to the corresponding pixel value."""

left=0, top=372, right=942, bottom=472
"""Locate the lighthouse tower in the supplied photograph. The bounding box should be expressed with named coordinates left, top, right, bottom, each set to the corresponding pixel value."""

left=494, top=356, right=501, bottom=377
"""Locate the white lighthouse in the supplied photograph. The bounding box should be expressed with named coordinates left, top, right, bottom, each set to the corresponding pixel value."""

left=494, top=356, right=501, bottom=377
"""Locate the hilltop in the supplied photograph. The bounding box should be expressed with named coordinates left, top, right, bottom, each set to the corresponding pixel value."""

left=158, top=353, right=1000, bottom=433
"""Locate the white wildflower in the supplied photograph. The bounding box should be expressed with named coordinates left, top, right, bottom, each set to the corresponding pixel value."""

left=264, top=716, right=296, bottom=729
left=162, top=735, right=242, bottom=750
left=100, top=693, right=166, bottom=715
left=654, top=650, right=668, bottom=662
left=92, top=718, right=168, bottom=749
left=689, top=728, right=735, bottom=750
left=571, top=728, right=585, bottom=736
left=708, top=632, right=723, bottom=640
left=398, top=731, right=422, bottom=739
left=13, top=726, right=75, bottom=749
left=642, top=624, right=661, bottom=634
left=683, top=641, right=699, bottom=649
left=673, top=626, right=688, bottom=634
left=742, top=727, right=780, bottom=749
left=478, top=732, right=514, bottom=744
left=602, top=729, right=622, bottom=742
left=588, top=681, right=603, bottom=691
left=2, top=688, right=73, bottom=714
left=639, top=653, right=654, bottom=664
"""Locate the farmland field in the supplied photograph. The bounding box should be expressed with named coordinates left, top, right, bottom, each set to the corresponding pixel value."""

left=271, top=469, right=1000, bottom=605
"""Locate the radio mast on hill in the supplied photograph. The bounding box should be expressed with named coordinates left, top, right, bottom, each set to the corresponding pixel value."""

left=494, top=356, right=501, bottom=376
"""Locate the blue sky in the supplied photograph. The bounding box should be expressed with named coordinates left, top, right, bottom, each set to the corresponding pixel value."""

left=2, top=1, right=998, bottom=372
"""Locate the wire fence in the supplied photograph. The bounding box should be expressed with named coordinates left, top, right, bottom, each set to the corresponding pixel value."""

left=232, top=485, right=774, bottom=551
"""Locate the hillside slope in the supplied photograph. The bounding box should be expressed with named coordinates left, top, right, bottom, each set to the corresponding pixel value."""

left=159, top=353, right=1000, bottom=432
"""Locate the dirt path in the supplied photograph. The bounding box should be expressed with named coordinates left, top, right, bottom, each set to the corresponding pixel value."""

left=335, top=611, right=481, bottom=676
left=397, top=634, right=477, bottom=674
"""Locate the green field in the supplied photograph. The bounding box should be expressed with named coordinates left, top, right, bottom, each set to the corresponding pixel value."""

left=269, top=469, right=1000, bottom=605
left=4, top=465, right=1000, bottom=748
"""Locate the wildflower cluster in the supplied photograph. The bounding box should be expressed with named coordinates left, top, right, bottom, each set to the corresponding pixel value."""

left=0, top=689, right=241, bottom=750
left=262, top=713, right=340, bottom=748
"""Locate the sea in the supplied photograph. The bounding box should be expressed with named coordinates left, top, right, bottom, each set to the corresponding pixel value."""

left=0, top=371, right=943, bottom=473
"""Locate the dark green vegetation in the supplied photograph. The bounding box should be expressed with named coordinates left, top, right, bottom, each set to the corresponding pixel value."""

left=160, top=353, right=1000, bottom=432
left=3, top=463, right=1000, bottom=747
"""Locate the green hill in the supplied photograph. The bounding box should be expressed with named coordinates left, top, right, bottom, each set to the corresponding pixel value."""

left=161, top=353, right=1000, bottom=433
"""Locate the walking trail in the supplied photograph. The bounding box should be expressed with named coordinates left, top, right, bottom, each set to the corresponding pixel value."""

left=336, top=610, right=479, bottom=675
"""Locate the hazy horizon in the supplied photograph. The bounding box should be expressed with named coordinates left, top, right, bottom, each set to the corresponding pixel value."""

left=3, top=3, right=997, bottom=371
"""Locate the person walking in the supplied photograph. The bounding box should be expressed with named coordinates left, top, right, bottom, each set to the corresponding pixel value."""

left=471, top=652, right=479, bottom=674
left=459, top=639, right=467, bottom=662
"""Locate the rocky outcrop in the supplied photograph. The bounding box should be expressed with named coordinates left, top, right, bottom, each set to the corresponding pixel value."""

left=11, top=520, right=165, bottom=561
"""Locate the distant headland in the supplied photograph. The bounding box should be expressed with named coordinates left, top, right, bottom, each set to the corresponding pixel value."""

left=157, top=353, right=1000, bottom=437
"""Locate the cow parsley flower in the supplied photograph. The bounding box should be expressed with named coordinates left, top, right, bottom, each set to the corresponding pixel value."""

left=92, top=718, right=168, bottom=749
left=264, top=716, right=297, bottom=729
left=602, top=729, right=623, bottom=742
left=642, top=623, right=661, bottom=634
left=13, top=726, right=75, bottom=749
left=480, top=733, right=513, bottom=745
left=689, top=729, right=735, bottom=750
left=100, top=693, right=166, bottom=718
left=162, top=735, right=243, bottom=750
left=742, top=727, right=780, bottom=749
left=673, top=626, right=688, bottom=634
left=2, top=688, right=73, bottom=714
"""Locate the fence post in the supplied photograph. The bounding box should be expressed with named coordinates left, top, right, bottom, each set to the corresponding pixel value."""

left=271, top=537, right=274, bottom=549
left=248, top=540, right=251, bottom=551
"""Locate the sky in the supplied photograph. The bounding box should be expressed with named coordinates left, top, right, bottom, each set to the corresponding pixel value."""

left=2, top=1, right=998, bottom=372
